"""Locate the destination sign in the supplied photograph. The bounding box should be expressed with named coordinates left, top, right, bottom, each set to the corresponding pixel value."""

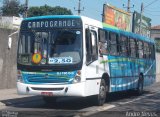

left=21, top=18, right=82, bottom=30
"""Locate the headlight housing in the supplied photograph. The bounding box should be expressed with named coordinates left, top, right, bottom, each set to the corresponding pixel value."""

left=73, top=70, right=81, bottom=83
left=17, top=70, right=24, bottom=83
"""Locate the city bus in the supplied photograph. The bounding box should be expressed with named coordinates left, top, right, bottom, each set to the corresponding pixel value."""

left=17, top=15, right=156, bottom=106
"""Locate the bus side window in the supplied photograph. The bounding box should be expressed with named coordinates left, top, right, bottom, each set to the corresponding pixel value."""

left=98, top=29, right=108, bottom=55
left=143, top=42, right=148, bottom=59
left=147, top=43, right=151, bottom=59
left=151, top=45, right=155, bottom=60
left=130, top=38, right=136, bottom=58
left=119, top=35, right=128, bottom=56
left=149, top=45, right=155, bottom=60
left=138, top=41, right=143, bottom=59
left=148, top=45, right=151, bottom=59
left=98, top=29, right=106, bottom=43
left=105, top=31, right=109, bottom=54
left=109, top=32, right=118, bottom=56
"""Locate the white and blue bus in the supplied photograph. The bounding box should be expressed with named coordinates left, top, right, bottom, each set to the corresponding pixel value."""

left=17, top=15, right=156, bottom=106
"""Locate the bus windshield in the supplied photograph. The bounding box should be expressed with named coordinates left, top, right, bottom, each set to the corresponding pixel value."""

left=17, top=29, right=82, bottom=66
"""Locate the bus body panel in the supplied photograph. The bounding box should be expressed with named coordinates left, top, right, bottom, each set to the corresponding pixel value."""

left=143, top=59, right=156, bottom=86
left=105, top=55, right=156, bottom=92
left=108, top=55, right=138, bottom=92
left=17, top=82, right=86, bottom=97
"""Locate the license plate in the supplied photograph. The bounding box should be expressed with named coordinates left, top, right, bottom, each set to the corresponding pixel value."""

left=41, top=92, right=53, bottom=96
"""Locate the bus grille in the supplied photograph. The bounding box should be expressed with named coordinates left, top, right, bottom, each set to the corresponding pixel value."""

left=31, top=87, right=64, bottom=91
left=26, top=75, right=70, bottom=84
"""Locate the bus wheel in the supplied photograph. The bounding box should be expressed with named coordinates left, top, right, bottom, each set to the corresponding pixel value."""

left=94, top=79, right=107, bottom=106
left=42, top=96, right=57, bottom=104
left=136, top=75, right=144, bottom=95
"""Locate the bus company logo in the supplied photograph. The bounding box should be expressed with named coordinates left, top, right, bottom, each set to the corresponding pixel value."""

left=27, top=20, right=78, bottom=29
left=57, top=72, right=74, bottom=76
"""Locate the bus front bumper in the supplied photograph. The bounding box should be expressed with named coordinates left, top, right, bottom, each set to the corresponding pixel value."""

left=17, top=82, right=85, bottom=97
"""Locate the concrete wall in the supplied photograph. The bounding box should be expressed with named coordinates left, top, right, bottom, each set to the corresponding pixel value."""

left=0, top=28, right=18, bottom=89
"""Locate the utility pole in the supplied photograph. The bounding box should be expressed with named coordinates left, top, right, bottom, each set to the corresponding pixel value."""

left=127, top=0, right=130, bottom=12
left=123, top=0, right=134, bottom=13
left=139, top=2, right=144, bottom=34
left=74, top=0, right=84, bottom=15
left=24, top=0, right=28, bottom=18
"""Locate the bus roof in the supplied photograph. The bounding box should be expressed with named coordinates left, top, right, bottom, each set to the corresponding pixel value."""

left=24, top=15, right=81, bottom=21
left=102, top=23, right=155, bottom=44
left=23, top=15, right=155, bottom=44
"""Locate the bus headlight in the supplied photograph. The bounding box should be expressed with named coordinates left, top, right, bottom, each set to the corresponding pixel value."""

left=17, top=70, right=24, bottom=83
left=73, top=70, right=81, bottom=83
left=73, top=76, right=81, bottom=83
left=17, top=76, right=23, bottom=83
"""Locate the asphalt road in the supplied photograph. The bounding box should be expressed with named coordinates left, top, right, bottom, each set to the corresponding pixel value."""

left=1, top=82, right=160, bottom=117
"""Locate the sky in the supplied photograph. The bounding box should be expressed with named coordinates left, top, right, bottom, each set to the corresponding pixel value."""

left=1, top=0, right=160, bottom=26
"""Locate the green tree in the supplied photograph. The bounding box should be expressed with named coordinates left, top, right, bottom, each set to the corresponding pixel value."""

left=28, top=5, right=72, bottom=17
left=1, top=0, right=23, bottom=16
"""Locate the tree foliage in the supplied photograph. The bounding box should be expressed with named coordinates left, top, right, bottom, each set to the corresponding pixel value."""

left=28, top=5, right=72, bottom=17
left=1, top=1, right=72, bottom=17
left=1, top=0, right=23, bottom=16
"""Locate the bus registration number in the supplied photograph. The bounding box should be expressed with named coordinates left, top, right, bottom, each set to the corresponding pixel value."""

left=41, top=92, right=53, bottom=96
left=49, top=57, right=72, bottom=64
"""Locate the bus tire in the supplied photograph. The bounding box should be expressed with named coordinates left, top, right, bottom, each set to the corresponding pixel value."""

left=42, top=96, right=57, bottom=104
left=94, top=79, right=107, bottom=106
left=136, top=74, right=144, bottom=95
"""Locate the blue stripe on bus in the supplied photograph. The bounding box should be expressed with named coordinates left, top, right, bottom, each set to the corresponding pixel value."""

left=24, top=15, right=81, bottom=21
left=110, top=75, right=156, bottom=92
left=103, top=26, right=155, bottom=44
left=111, top=77, right=138, bottom=92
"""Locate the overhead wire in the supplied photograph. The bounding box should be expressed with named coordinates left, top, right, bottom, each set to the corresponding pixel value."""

left=144, top=11, right=160, bottom=16
left=143, top=0, right=159, bottom=9
left=145, top=9, right=160, bottom=13
left=143, top=0, right=160, bottom=18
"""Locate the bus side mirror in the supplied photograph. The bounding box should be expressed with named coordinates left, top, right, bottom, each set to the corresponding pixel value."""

left=8, top=36, right=12, bottom=49
left=99, top=29, right=106, bottom=43
left=7, top=30, right=19, bottom=50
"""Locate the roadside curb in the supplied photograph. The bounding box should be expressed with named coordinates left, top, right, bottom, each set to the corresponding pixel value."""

left=0, top=102, right=5, bottom=106
left=0, top=102, right=6, bottom=110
